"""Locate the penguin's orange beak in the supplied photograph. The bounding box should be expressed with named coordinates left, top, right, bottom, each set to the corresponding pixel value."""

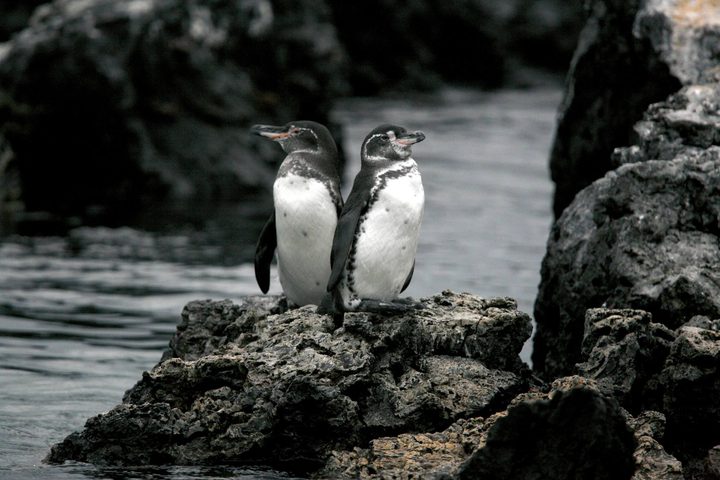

left=394, top=131, right=426, bottom=146
left=251, top=124, right=291, bottom=140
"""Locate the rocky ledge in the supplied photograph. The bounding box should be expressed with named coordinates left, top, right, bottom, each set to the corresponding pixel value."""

left=47, top=290, right=715, bottom=479
left=47, top=292, right=533, bottom=475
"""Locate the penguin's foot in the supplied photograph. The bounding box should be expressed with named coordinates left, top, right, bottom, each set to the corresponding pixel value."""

left=393, top=297, right=425, bottom=308
left=356, top=298, right=424, bottom=315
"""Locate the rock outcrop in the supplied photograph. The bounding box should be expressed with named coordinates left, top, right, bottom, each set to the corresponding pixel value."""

left=577, top=308, right=720, bottom=480
left=320, top=377, right=676, bottom=480
left=330, top=0, right=584, bottom=94
left=47, top=291, right=532, bottom=475
left=549, top=0, right=720, bottom=218
left=535, top=84, right=720, bottom=379
left=0, top=0, right=346, bottom=223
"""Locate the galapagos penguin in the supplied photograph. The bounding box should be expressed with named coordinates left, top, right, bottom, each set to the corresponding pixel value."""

left=319, top=124, right=425, bottom=321
left=251, top=120, right=342, bottom=306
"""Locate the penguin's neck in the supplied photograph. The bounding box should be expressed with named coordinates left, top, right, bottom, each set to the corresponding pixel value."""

left=367, top=158, right=417, bottom=176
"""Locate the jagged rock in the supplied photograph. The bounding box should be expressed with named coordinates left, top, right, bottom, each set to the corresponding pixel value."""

left=46, top=291, right=532, bottom=475
left=577, top=308, right=675, bottom=411
left=612, top=84, right=720, bottom=166
left=578, top=306, right=720, bottom=479
left=627, top=411, right=684, bottom=480
left=534, top=85, right=720, bottom=378
left=549, top=0, right=720, bottom=218
left=0, top=0, right=346, bottom=223
left=655, top=322, right=720, bottom=468
left=321, top=377, right=675, bottom=480
left=548, top=0, right=681, bottom=218
left=635, top=0, right=720, bottom=85
left=318, top=417, right=488, bottom=479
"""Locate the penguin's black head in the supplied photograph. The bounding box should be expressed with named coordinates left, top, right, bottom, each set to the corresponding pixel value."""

left=361, top=124, right=425, bottom=164
left=251, top=120, right=337, bottom=155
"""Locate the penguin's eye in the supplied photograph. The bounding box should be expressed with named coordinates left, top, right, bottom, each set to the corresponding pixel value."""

left=379, top=134, right=389, bottom=141
left=290, top=127, right=302, bottom=135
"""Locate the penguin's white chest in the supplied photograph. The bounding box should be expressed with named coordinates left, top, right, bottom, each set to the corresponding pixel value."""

left=348, top=165, right=424, bottom=302
left=274, top=173, right=337, bottom=306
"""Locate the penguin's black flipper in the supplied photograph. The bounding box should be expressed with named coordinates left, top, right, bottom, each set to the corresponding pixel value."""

left=254, top=212, right=276, bottom=294
left=400, top=260, right=415, bottom=293
left=326, top=170, right=374, bottom=291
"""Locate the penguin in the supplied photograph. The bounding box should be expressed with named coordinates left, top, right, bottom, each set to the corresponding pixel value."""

left=319, top=124, right=425, bottom=321
left=251, top=120, right=342, bottom=306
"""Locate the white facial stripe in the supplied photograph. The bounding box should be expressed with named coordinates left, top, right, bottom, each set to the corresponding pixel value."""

left=362, top=133, right=387, bottom=161
left=387, top=130, right=396, bottom=141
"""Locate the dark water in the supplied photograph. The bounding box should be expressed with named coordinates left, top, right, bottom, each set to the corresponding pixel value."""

left=0, top=87, right=560, bottom=479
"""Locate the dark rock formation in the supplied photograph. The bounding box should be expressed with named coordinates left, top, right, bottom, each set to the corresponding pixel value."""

left=578, top=308, right=720, bottom=480
left=534, top=84, right=720, bottom=379
left=657, top=321, right=720, bottom=477
left=0, top=0, right=346, bottom=223
left=549, top=0, right=720, bottom=218
left=577, top=308, right=675, bottom=412
left=321, top=377, right=675, bottom=480
left=330, top=0, right=584, bottom=95
left=47, top=291, right=532, bottom=475
left=456, top=386, right=636, bottom=480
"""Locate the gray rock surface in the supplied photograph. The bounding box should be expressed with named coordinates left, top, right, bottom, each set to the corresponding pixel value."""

left=534, top=84, right=720, bottom=379
left=548, top=0, right=681, bottom=218
left=0, top=0, right=346, bottom=222
left=549, top=0, right=720, bottom=218
left=46, top=291, right=532, bottom=474
left=578, top=308, right=675, bottom=411
left=578, top=308, right=720, bottom=480
left=321, top=377, right=677, bottom=480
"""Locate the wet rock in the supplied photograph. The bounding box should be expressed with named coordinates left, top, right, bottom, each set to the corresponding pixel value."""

left=534, top=85, right=720, bottom=378
left=577, top=308, right=675, bottom=411
left=47, top=291, right=531, bottom=475
left=0, top=0, right=346, bottom=222
left=549, top=0, right=720, bottom=218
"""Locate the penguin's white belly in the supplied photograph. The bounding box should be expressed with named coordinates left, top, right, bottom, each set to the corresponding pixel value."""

left=274, top=174, right=337, bottom=306
left=348, top=170, right=424, bottom=302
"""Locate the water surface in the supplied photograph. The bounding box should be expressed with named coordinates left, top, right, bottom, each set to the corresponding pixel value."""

left=0, top=87, right=560, bottom=479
